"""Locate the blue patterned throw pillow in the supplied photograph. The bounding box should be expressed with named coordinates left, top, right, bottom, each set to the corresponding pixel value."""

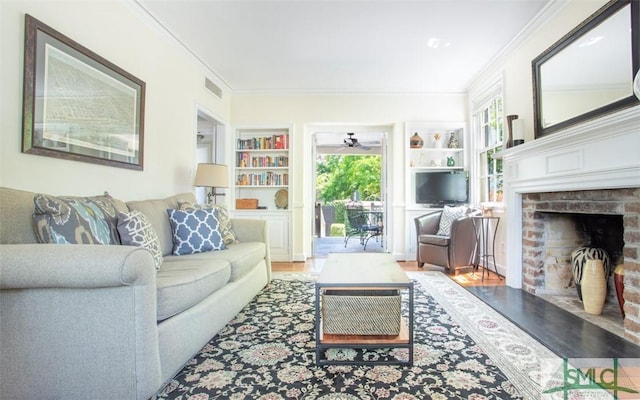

left=167, top=208, right=226, bottom=255
left=177, top=201, right=237, bottom=245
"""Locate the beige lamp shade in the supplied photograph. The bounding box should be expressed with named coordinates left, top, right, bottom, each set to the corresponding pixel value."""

left=194, top=163, right=229, bottom=188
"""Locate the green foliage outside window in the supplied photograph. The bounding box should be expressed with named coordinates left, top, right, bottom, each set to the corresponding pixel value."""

left=316, top=155, right=382, bottom=203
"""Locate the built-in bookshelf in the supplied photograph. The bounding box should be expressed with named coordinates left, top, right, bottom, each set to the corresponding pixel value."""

left=234, top=128, right=290, bottom=208
left=232, top=125, right=292, bottom=261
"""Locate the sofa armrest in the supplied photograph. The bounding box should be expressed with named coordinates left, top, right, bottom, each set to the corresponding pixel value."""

left=231, top=218, right=268, bottom=243
left=414, top=210, right=442, bottom=236
left=0, top=244, right=161, bottom=400
left=230, top=218, right=272, bottom=280
left=449, top=215, right=479, bottom=267
left=0, top=244, right=156, bottom=289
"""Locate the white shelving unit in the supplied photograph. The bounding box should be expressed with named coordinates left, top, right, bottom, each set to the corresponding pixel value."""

left=231, top=125, right=292, bottom=262
left=404, top=121, right=468, bottom=260
left=406, top=126, right=465, bottom=170
left=233, top=126, right=290, bottom=210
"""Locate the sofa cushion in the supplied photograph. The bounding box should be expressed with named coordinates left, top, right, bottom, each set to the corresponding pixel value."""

left=127, top=193, right=196, bottom=256
left=178, top=201, right=237, bottom=245
left=156, top=258, right=231, bottom=321
left=33, top=193, right=122, bottom=245
left=436, top=205, right=467, bottom=236
left=117, top=210, right=163, bottom=271
left=172, top=242, right=266, bottom=282
left=167, top=208, right=226, bottom=255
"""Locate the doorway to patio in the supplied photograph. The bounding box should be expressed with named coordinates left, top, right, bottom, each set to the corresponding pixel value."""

left=311, top=126, right=389, bottom=257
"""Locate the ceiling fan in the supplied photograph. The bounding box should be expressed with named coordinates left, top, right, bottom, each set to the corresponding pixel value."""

left=341, top=132, right=379, bottom=151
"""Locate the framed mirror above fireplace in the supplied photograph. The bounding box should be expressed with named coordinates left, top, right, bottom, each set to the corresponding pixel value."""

left=532, top=0, right=640, bottom=139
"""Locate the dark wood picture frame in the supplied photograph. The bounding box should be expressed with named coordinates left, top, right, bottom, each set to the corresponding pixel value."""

left=22, top=14, right=145, bottom=170
left=532, top=0, right=639, bottom=139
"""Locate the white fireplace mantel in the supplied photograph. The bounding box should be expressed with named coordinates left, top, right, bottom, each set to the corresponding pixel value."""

left=499, top=106, right=640, bottom=288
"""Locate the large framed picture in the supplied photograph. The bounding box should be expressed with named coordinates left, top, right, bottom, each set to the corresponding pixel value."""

left=22, top=14, right=145, bottom=170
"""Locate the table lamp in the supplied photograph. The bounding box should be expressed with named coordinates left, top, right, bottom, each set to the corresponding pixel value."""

left=194, top=163, right=229, bottom=204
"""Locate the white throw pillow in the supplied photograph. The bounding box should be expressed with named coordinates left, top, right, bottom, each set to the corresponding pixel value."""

left=117, top=210, right=163, bottom=271
left=436, top=206, right=467, bottom=236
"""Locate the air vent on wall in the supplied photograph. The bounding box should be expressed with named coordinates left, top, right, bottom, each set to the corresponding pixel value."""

left=204, top=77, right=223, bottom=99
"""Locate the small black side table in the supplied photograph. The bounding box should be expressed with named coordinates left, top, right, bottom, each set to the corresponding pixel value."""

left=471, top=215, right=502, bottom=281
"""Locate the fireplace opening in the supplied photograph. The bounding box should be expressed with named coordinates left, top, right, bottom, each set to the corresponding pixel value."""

left=539, top=212, right=624, bottom=294
left=536, top=212, right=625, bottom=337
left=521, top=188, right=638, bottom=341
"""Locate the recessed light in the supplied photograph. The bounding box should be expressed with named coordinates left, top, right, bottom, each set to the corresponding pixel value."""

left=427, top=37, right=451, bottom=49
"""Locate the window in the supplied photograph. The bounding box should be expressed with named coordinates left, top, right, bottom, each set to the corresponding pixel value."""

left=474, top=91, right=504, bottom=203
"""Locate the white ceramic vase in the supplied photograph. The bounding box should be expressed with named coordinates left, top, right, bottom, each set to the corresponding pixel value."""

left=581, top=259, right=607, bottom=315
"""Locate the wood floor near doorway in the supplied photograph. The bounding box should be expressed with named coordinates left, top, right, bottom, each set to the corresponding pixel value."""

left=272, top=260, right=505, bottom=287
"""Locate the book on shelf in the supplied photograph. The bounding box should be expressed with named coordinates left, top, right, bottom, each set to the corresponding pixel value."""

left=236, top=172, right=289, bottom=186
left=236, top=134, right=289, bottom=150
left=236, top=153, right=289, bottom=168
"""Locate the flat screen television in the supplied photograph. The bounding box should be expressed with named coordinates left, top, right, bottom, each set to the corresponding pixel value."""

left=415, top=171, right=468, bottom=207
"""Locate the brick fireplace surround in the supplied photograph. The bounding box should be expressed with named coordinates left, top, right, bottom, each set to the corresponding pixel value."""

left=500, top=107, right=640, bottom=344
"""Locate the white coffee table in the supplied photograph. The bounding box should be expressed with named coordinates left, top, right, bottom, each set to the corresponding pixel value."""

left=314, top=253, right=414, bottom=366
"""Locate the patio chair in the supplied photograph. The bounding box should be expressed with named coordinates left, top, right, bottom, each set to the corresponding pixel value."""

left=344, top=205, right=381, bottom=250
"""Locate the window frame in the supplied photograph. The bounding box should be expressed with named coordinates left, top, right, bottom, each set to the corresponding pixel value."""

left=470, top=79, right=505, bottom=205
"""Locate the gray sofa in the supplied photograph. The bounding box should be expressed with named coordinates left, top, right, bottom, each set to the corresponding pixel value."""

left=0, top=187, right=272, bottom=400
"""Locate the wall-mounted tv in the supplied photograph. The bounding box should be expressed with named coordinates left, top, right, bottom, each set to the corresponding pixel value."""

left=415, top=171, right=468, bottom=207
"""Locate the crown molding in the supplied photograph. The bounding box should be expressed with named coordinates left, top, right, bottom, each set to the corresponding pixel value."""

left=125, top=0, right=232, bottom=93
left=466, top=0, right=571, bottom=91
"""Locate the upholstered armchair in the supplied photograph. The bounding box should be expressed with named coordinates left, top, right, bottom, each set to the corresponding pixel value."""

left=414, top=207, right=479, bottom=273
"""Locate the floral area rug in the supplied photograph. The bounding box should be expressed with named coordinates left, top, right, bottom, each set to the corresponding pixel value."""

left=153, top=271, right=558, bottom=399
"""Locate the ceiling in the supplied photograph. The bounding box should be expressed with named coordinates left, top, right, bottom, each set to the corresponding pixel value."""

left=136, top=0, right=551, bottom=94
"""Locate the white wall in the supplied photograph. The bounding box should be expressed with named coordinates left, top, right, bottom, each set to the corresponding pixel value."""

left=471, top=0, right=607, bottom=142
left=0, top=0, right=230, bottom=201
left=230, top=94, right=467, bottom=260
left=467, top=0, right=609, bottom=279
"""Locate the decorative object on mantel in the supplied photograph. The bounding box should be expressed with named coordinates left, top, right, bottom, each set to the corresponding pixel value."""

left=512, top=119, right=525, bottom=146
left=614, top=264, right=626, bottom=319
left=409, top=132, right=423, bottom=148
left=571, top=247, right=610, bottom=301
left=581, top=259, right=607, bottom=315
left=634, top=69, right=640, bottom=99
left=505, top=115, right=518, bottom=148
left=447, top=131, right=459, bottom=148
left=432, top=132, right=443, bottom=148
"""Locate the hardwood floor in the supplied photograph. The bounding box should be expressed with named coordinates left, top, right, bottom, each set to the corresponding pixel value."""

left=272, top=259, right=640, bottom=358
left=272, top=259, right=505, bottom=287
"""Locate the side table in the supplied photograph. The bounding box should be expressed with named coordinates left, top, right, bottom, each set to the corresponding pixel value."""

left=471, top=215, right=502, bottom=281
